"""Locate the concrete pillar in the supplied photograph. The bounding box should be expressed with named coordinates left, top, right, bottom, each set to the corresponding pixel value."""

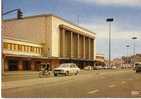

left=31, top=61, right=35, bottom=71
left=4, top=58, right=8, bottom=71
left=91, top=39, right=94, bottom=59
left=93, top=38, right=96, bottom=60
left=83, top=36, right=86, bottom=59
left=2, top=56, right=5, bottom=74
left=89, top=38, right=91, bottom=59
left=71, top=32, right=74, bottom=58
left=62, top=29, right=66, bottom=57
left=18, top=60, right=23, bottom=71
left=77, top=34, right=80, bottom=58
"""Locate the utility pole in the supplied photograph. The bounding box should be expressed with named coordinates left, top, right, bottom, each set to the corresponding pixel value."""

left=77, top=15, right=79, bottom=25
left=106, top=18, right=114, bottom=68
left=131, top=36, right=138, bottom=67
left=126, top=45, right=130, bottom=67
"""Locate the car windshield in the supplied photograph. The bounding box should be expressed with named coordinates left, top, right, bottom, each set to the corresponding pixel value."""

left=59, top=64, right=70, bottom=68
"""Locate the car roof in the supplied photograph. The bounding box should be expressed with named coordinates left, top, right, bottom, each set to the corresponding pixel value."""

left=61, top=63, right=75, bottom=65
left=135, top=62, right=141, bottom=64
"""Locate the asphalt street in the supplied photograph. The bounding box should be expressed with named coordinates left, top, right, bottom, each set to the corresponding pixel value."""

left=2, top=69, right=141, bottom=98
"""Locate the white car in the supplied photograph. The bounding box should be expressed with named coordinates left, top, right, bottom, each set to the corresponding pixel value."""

left=112, top=66, right=117, bottom=69
left=84, top=66, right=93, bottom=70
left=53, top=63, right=80, bottom=76
left=94, top=66, right=103, bottom=70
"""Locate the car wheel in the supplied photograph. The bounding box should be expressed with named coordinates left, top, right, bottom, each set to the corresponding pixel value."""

left=54, top=73, right=58, bottom=76
left=75, top=71, right=79, bottom=75
left=65, top=71, right=69, bottom=76
left=136, top=70, right=140, bottom=73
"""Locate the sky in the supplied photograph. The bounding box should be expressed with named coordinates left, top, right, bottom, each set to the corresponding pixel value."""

left=3, top=0, right=141, bottom=59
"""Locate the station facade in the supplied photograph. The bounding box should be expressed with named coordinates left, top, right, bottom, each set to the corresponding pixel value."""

left=2, top=14, right=96, bottom=71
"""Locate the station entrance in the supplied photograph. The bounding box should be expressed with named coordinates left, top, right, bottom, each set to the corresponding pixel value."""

left=8, top=59, right=18, bottom=71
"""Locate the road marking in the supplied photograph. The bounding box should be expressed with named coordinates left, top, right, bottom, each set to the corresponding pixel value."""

left=121, top=81, right=126, bottom=84
left=88, top=89, right=99, bottom=94
left=108, top=84, right=116, bottom=88
left=131, top=90, right=140, bottom=96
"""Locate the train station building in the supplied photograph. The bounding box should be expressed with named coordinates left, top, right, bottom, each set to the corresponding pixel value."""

left=2, top=14, right=96, bottom=71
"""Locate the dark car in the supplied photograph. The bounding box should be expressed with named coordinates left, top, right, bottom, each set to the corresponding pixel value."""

left=135, top=62, right=141, bottom=73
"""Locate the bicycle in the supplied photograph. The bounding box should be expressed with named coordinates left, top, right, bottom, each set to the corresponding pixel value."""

left=38, top=70, right=51, bottom=78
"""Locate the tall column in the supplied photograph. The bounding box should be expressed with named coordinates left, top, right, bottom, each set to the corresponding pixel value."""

left=93, top=38, right=96, bottom=60
left=4, top=58, right=8, bottom=71
left=83, top=36, right=85, bottom=59
left=77, top=34, right=80, bottom=58
left=61, top=28, right=66, bottom=57
left=89, top=38, right=91, bottom=59
left=71, top=32, right=74, bottom=58
left=18, top=60, right=23, bottom=71
left=31, top=61, right=35, bottom=71
left=91, top=39, right=94, bottom=59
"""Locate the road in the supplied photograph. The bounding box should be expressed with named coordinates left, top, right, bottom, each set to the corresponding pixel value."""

left=2, top=69, right=141, bottom=98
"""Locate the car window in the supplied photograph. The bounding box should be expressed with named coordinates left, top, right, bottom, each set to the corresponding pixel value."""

left=60, top=64, right=68, bottom=68
left=71, top=64, right=75, bottom=68
left=70, top=65, right=74, bottom=68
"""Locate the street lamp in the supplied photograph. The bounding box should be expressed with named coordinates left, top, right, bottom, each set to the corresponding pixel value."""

left=131, top=36, right=138, bottom=67
left=2, top=8, right=23, bottom=19
left=106, top=18, right=114, bottom=68
left=126, top=45, right=130, bottom=67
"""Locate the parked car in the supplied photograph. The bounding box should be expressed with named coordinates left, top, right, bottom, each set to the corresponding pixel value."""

left=112, top=66, right=117, bottom=69
left=135, top=62, right=141, bottom=73
left=93, top=66, right=103, bottom=70
left=84, top=66, right=93, bottom=70
left=103, top=66, right=108, bottom=69
left=53, top=63, right=80, bottom=76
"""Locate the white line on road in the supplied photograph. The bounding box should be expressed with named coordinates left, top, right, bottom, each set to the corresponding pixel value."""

left=108, top=84, right=116, bottom=88
left=131, top=90, right=140, bottom=96
left=88, top=89, right=99, bottom=94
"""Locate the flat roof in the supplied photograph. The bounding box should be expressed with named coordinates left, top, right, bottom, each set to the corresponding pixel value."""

left=3, top=36, right=42, bottom=45
left=3, top=14, right=96, bottom=35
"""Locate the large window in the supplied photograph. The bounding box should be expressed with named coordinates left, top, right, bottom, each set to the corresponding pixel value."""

left=3, top=42, right=42, bottom=55
left=3, top=43, right=8, bottom=49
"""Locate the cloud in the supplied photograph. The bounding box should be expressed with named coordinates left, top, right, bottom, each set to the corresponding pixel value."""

left=96, top=0, right=141, bottom=6
left=75, top=0, right=141, bottom=7
left=80, top=23, right=140, bottom=39
left=80, top=23, right=141, bottom=58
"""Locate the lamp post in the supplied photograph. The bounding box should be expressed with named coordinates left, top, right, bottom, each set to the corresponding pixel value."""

left=106, top=18, right=114, bottom=68
left=126, top=45, right=130, bottom=67
left=131, top=36, right=138, bottom=67
left=2, top=8, right=23, bottom=19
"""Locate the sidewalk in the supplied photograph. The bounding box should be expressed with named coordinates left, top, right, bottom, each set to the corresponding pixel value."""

left=2, top=70, right=91, bottom=90
left=2, top=70, right=127, bottom=90
left=2, top=71, right=40, bottom=82
left=2, top=71, right=87, bottom=90
left=2, top=77, right=66, bottom=90
left=2, top=70, right=88, bottom=82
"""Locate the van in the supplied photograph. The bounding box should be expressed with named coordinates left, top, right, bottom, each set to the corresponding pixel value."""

left=135, top=62, right=141, bottom=73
